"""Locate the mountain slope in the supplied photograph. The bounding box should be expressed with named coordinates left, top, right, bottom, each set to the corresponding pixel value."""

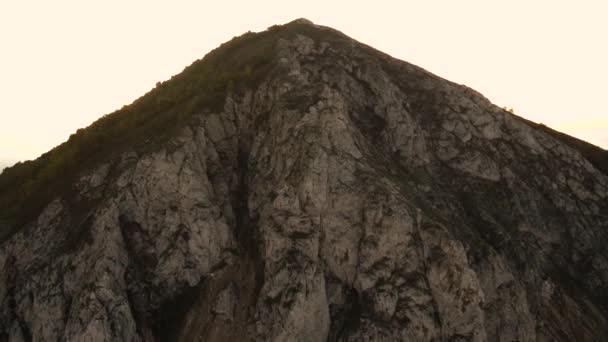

left=1, top=18, right=607, bottom=341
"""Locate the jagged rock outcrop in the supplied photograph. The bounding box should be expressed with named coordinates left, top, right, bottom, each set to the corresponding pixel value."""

left=1, top=19, right=607, bottom=341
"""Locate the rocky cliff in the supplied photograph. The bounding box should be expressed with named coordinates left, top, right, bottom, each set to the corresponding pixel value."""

left=1, top=19, right=607, bottom=342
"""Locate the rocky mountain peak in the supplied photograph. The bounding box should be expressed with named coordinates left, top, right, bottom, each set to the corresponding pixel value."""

left=0, top=20, right=607, bottom=341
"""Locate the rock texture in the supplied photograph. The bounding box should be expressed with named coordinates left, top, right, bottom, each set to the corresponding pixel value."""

left=1, top=19, right=608, bottom=341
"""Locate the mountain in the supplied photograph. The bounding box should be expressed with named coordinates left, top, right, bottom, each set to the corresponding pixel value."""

left=1, top=18, right=607, bottom=341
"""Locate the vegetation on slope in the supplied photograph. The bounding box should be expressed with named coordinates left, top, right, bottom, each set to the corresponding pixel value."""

left=0, top=20, right=340, bottom=242
left=536, top=123, right=608, bottom=175
left=515, top=115, right=608, bottom=175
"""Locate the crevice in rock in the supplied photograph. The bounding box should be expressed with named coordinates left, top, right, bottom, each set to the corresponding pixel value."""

left=413, top=210, right=444, bottom=339
left=154, top=281, right=205, bottom=342
left=160, top=132, right=266, bottom=341
left=349, top=106, right=387, bottom=145
left=4, top=255, right=32, bottom=342
left=118, top=216, right=150, bottom=340
left=327, top=286, right=362, bottom=342
left=233, top=140, right=265, bottom=298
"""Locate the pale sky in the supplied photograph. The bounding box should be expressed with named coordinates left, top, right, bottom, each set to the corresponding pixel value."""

left=1, top=0, right=606, bottom=168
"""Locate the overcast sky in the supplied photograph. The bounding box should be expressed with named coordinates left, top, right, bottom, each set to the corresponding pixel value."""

left=1, top=0, right=606, bottom=166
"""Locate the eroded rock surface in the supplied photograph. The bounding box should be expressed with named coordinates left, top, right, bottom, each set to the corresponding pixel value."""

left=1, top=19, right=607, bottom=341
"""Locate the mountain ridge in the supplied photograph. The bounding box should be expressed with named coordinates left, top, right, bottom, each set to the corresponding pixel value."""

left=1, top=18, right=607, bottom=341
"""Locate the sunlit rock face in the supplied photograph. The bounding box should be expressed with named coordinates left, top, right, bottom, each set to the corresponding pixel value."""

left=1, top=19, right=607, bottom=341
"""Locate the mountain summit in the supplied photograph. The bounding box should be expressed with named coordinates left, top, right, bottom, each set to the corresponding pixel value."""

left=1, top=19, right=607, bottom=341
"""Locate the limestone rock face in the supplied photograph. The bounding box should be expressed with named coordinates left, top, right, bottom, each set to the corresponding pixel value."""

left=1, top=20, right=608, bottom=341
